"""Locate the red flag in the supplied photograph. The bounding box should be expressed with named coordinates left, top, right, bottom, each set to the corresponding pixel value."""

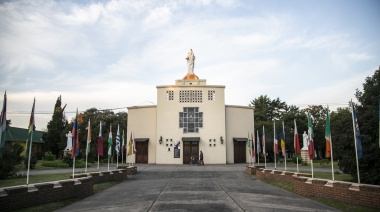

left=294, top=119, right=300, bottom=154
left=251, top=132, right=255, bottom=157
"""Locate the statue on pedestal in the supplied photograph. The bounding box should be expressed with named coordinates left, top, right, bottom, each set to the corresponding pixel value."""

left=302, top=131, right=308, bottom=150
left=63, top=131, right=73, bottom=157
left=186, top=49, right=195, bottom=74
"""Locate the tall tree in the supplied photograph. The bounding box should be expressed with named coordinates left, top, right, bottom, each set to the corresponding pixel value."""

left=353, top=67, right=380, bottom=185
left=42, top=96, right=67, bottom=158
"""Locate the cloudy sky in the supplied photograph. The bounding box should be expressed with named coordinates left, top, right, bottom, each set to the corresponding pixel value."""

left=1, top=0, right=379, bottom=130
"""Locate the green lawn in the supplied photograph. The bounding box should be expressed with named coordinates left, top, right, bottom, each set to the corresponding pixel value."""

left=0, top=172, right=73, bottom=188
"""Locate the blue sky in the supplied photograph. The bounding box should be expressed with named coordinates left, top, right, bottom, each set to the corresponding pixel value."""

left=0, top=0, right=379, bottom=130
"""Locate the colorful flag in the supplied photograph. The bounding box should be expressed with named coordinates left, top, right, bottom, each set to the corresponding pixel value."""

left=256, top=130, right=261, bottom=154
left=325, top=107, right=332, bottom=158
left=115, top=124, right=120, bottom=156
left=262, top=126, right=266, bottom=157
left=86, top=119, right=91, bottom=155
left=0, top=91, right=7, bottom=156
left=307, top=112, right=315, bottom=160
left=108, top=124, right=113, bottom=159
left=122, top=129, right=125, bottom=154
left=352, top=104, right=363, bottom=159
left=281, top=122, right=286, bottom=157
left=294, top=119, right=300, bottom=155
left=127, top=132, right=133, bottom=156
left=71, top=109, right=79, bottom=159
left=98, top=121, right=103, bottom=156
left=247, top=132, right=251, bottom=155
left=251, top=132, right=255, bottom=157
left=274, top=121, right=279, bottom=154
left=25, top=98, right=35, bottom=158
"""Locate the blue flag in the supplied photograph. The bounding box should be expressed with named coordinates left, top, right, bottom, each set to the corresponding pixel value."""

left=352, top=104, right=363, bottom=159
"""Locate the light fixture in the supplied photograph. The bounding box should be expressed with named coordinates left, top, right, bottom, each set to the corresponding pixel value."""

left=159, top=136, right=162, bottom=144
left=220, top=136, right=224, bottom=144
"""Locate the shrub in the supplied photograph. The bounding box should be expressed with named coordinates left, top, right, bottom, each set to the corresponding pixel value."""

left=0, top=143, right=24, bottom=179
left=44, top=151, right=56, bottom=161
left=24, top=156, right=37, bottom=169
left=301, top=161, right=308, bottom=166
left=291, top=155, right=302, bottom=163
left=62, top=154, right=73, bottom=167
left=41, top=160, right=69, bottom=168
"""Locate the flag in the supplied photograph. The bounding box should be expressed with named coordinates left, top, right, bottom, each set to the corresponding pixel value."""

left=325, top=107, right=332, bottom=158
left=262, top=126, right=266, bottom=157
left=108, top=124, right=112, bottom=159
left=86, top=119, right=91, bottom=155
left=251, top=132, right=255, bottom=157
left=294, top=119, right=300, bottom=155
left=256, top=130, right=261, bottom=153
left=25, top=98, right=35, bottom=158
left=132, top=131, right=136, bottom=154
left=307, top=112, right=315, bottom=160
left=281, top=122, right=286, bottom=157
left=98, top=121, right=103, bottom=156
left=127, top=132, right=133, bottom=156
left=274, top=121, right=279, bottom=154
left=247, top=132, right=251, bottom=155
left=0, top=91, right=7, bottom=156
left=122, top=129, right=125, bottom=154
left=352, top=104, right=363, bottom=159
left=71, top=108, right=79, bottom=159
left=115, top=124, right=120, bottom=156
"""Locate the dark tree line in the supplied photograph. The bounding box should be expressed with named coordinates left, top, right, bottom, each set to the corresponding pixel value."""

left=251, top=67, right=380, bottom=185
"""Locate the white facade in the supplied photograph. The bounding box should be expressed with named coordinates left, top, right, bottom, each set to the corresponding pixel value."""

left=127, top=72, right=254, bottom=164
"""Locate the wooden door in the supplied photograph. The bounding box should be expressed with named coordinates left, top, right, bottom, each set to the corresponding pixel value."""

left=135, top=142, right=148, bottom=163
left=234, top=141, right=246, bottom=163
left=183, top=141, right=199, bottom=164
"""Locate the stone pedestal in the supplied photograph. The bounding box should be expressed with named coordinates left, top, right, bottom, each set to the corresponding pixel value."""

left=301, top=149, right=311, bottom=164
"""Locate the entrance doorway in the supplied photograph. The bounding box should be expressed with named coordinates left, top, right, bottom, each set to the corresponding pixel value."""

left=233, top=138, right=247, bottom=163
left=183, top=141, right=199, bottom=164
left=135, top=138, right=149, bottom=163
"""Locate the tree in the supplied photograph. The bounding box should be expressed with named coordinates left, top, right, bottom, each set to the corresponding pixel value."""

left=353, top=67, right=380, bottom=185
left=0, top=142, right=23, bottom=179
left=301, top=105, right=328, bottom=159
left=63, top=108, right=128, bottom=163
left=250, top=95, right=307, bottom=160
left=42, top=95, right=67, bottom=158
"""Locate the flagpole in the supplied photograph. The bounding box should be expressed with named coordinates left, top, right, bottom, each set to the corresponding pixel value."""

left=283, top=122, right=287, bottom=171
left=26, top=130, right=33, bottom=185
left=327, top=106, right=335, bottom=180
left=311, top=159, right=314, bottom=178
left=296, top=157, right=299, bottom=173
left=72, top=157, right=76, bottom=179
left=108, top=157, right=110, bottom=171
left=274, top=121, right=276, bottom=170
left=85, top=143, right=88, bottom=173
left=97, top=154, right=100, bottom=170
left=351, top=101, right=360, bottom=184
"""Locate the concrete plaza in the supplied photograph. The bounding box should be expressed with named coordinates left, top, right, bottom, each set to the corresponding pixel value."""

left=55, top=164, right=337, bottom=211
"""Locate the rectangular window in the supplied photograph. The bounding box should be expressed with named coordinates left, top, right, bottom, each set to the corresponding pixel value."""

left=166, top=90, right=174, bottom=100
left=208, top=90, right=215, bottom=100
left=179, top=107, right=203, bottom=134
left=179, top=90, right=202, bottom=103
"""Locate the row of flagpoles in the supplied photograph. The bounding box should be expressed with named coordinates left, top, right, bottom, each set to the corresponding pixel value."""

left=247, top=101, right=363, bottom=183
left=0, top=92, right=137, bottom=184
left=69, top=109, right=137, bottom=179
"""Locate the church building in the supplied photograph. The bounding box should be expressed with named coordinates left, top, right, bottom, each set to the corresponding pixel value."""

left=127, top=50, right=254, bottom=164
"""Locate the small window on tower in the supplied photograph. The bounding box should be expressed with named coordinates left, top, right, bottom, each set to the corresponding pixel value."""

left=166, top=90, right=174, bottom=100
left=208, top=90, right=215, bottom=100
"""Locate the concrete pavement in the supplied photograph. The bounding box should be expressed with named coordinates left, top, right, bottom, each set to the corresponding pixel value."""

left=55, top=164, right=338, bottom=211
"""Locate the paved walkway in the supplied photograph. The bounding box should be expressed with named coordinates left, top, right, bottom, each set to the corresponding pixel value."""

left=55, top=164, right=338, bottom=212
